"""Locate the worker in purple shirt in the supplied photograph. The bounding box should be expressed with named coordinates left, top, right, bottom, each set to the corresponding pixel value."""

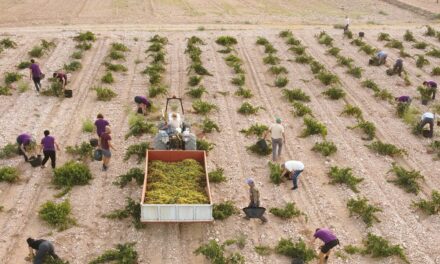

left=423, top=81, right=437, bottom=100
left=395, top=96, right=411, bottom=104
left=312, top=228, right=339, bottom=264
left=134, top=96, right=151, bottom=115
left=29, top=59, right=43, bottom=92
left=52, top=71, right=67, bottom=90
left=16, top=133, right=34, bottom=162
left=94, top=113, right=110, bottom=146
left=39, top=130, right=60, bottom=169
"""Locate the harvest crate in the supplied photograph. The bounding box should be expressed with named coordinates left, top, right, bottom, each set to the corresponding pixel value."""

left=140, top=150, right=213, bottom=222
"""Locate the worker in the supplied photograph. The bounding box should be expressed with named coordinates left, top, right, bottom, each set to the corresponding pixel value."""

left=26, top=237, right=60, bottom=264
left=169, top=113, right=183, bottom=130
left=419, top=112, right=436, bottom=138
left=134, top=96, right=151, bottom=115
left=16, top=133, right=34, bottom=162
left=281, top=160, right=304, bottom=190
left=39, top=130, right=60, bottom=169
left=264, top=118, right=285, bottom=161
left=94, top=113, right=110, bottom=146
left=423, top=81, right=437, bottom=100
left=395, top=95, right=412, bottom=104
left=392, top=58, right=403, bottom=76
left=29, top=59, right=43, bottom=93
left=344, top=16, right=350, bottom=33
left=371, top=50, right=387, bottom=66
left=244, top=178, right=267, bottom=223
left=52, top=71, right=67, bottom=90
left=312, top=228, right=339, bottom=264
left=100, top=126, right=116, bottom=171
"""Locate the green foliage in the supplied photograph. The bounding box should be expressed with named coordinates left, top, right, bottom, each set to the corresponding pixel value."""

left=0, top=143, right=18, bottom=159
left=104, top=63, right=127, bottom=72
left=316, top=71, right=339, bottom=86
left=17, top=61, right=31, bottom=69
left=425, top=25, right=436, bottom=36
left=341, top=104, right=363, bottom=119
left=347, top=196, right=382, bottom=227
left=201, top=118, right=220, bottom=133
left=108, top=50, right=125, bottom=61
left=101, top=72, right=114, bottom=84
left=239, top=124, right=268, bottom=137
left=264, top=43, right=277, bottom=54
left=146, top=159, right=208, bottom=204
left=360, top=233, right=409, bottom=263
left=385, top=39, right=403, bottom=49
left=0, top=166, right=19, bottom=182
left=388, top=163, right=423, bottom=194
left=194, top=239, right=245, bottom=264
left=413, top=41, right=428, bottom=49
left=114, top=168, right=144, bottom=188
left=94, top=87, right=117, bottom=101
left=361, top=79, right=380, bottom=92
left=269, top=66, right=288, bottom=75
left=0, top=86, right=11, bottom=95
left=196, top=139, right=215, bottom=152
left=4, top=72, right=22, bottom=84
left=317, top=32, right=333, bottom=46
left=328, top=166, right=363, bottom=193
left=188, top=75, right=202, bottom=86
left=89, top=243, right=138, bottom=264
left=350, top=119, right=375, bottom=139
left=270, top=202, right=303, bottom=219
left=224, top=54, right=241, bottom=67
left=247, top=142, right=272, bottom=156
left=413, top=190, right=440, bottom=215
left=322, top=87, right=346, bottom=100
left=237, top=102, right=262, bottom=115
left=28, top=46, right=44, bottom=58
left=403, top=30, right=415, bottom=41
left=111, top=42, right=129, bottom=52
left=279, top=30, right=293, bottom=38
left=213, top=201, right=238, bottom=220
left=0, top=38, right=17, bottom=49
left=289, top=45, right=305, bottom=55
left=216, top=36, right=238, bottom=46
left=301, top=117, right=327, bottom=138
left=283, top=88, right=310, bottom=102
left=295, top=54, right=312, bottom=64
left=234, top=87, right=253, bottom=98
left=209, top=168, right=226, bottom=183
left=344, top=30, right=353, bottom=39
left=311, top=141, right=337, bottom=157
left=310, top=61, right=325, bottom=74
left=82, top=119, right=94, bottom=133
left=125, top=115, right=156, bottom=139
left=53, top=161, right=92, bottom=190
left=186, top=86, right=206, bottom=99
left=367, top=141, right=406, bottom=157
left=41, top=80, right=63, bottom=97
left=274, top=76, right=289, bottom=88
left=337, top=56, right=353, bottom=67
left=426, top=48, right=440, bottom=58
left=263, top=54, right=280, bottom=65
left=149, top=35, right=168, bottom=44
left=123, top=142, right=149, bottom=163
left=275, top=238, right=316, bottom=263
left=327, top=47, right=341, bottom=56
left=255, top=246, right=272, bottom=256
left=347, top=66, right=363, bottom=78
left=103, top=197, right=144, bottom=229
left=432, top=67, right=440, bottom=76
left=374, top=89, right=394, bottom=102
left=359, top=45, right=377, bottom=55
left=75, top=42, right=92, bottom=50
left=231, top=74, right=245, bottom=86
left=149, top=85, right=168, bottom=97
left=74, top=31, right=96, bottom=42
left=63, top=61, right=82, bottom=72
left=351, top=38, right=365, bottom=46
left=415, top=55, right=429, bottom=68
left=377, top=32, right=391, bottom=41
left=71, top=51, right=83, bottom=59
left=292, top=101, right=312, bottom=117
left=65, top=142, right=93, bottom=161
left=41, top=256, right=69, bottom=264
left=192, top=100, right=218, bottom=115
left=17, top=80, right=29, bottom=93
left=188, top=63, right=212, bottom=76
left=396, top=102, right=410, bottom=118
left=38, top=200, right=75, bottom=231
left=268, top=161, right=282, bottom=185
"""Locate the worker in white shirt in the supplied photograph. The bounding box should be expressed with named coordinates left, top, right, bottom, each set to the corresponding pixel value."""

left=344, top=16, right=350, bottom=33
left=264, top=118, right=285, bottom=161
left=281, top=160, right=305, bottom=190
left=419, top=112, right=436, bottom=137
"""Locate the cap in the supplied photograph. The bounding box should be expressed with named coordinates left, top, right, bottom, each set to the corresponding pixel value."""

left=276, top=118, right=282, bottom=124
left=245, top=178, right=254, bottom=185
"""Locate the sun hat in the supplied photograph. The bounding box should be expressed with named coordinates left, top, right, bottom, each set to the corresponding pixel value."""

left=245, top=178, right=254, bottom=185
left=276, top=118, right=282, bottom=124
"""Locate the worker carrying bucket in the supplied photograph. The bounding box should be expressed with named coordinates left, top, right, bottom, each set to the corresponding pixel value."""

left=243, top=178, right=267, bottom=224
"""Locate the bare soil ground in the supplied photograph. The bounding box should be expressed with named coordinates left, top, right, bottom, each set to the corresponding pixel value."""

left=1, top=1, right=440, bottom=264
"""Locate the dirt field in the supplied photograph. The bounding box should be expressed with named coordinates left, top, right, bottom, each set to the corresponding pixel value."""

left=1, top=1, right=440, bottom=264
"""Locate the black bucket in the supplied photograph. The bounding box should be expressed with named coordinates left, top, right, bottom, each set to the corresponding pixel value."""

left=29, top=155, right=42, bottom=167
left=89, top=138, right=99, bottom=147
left=422, top=129, right=433, bottom=138
left=94, top=149, right=103, bottom=161
left=291, top=258, right=305, bottom=264
left=256, top=139, right=269, bottom=152
left=243, top=207, right=266, bottom=218
left=64, top=89, right=72, bottom=98
left=359, top=32, right=365, bottom=38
